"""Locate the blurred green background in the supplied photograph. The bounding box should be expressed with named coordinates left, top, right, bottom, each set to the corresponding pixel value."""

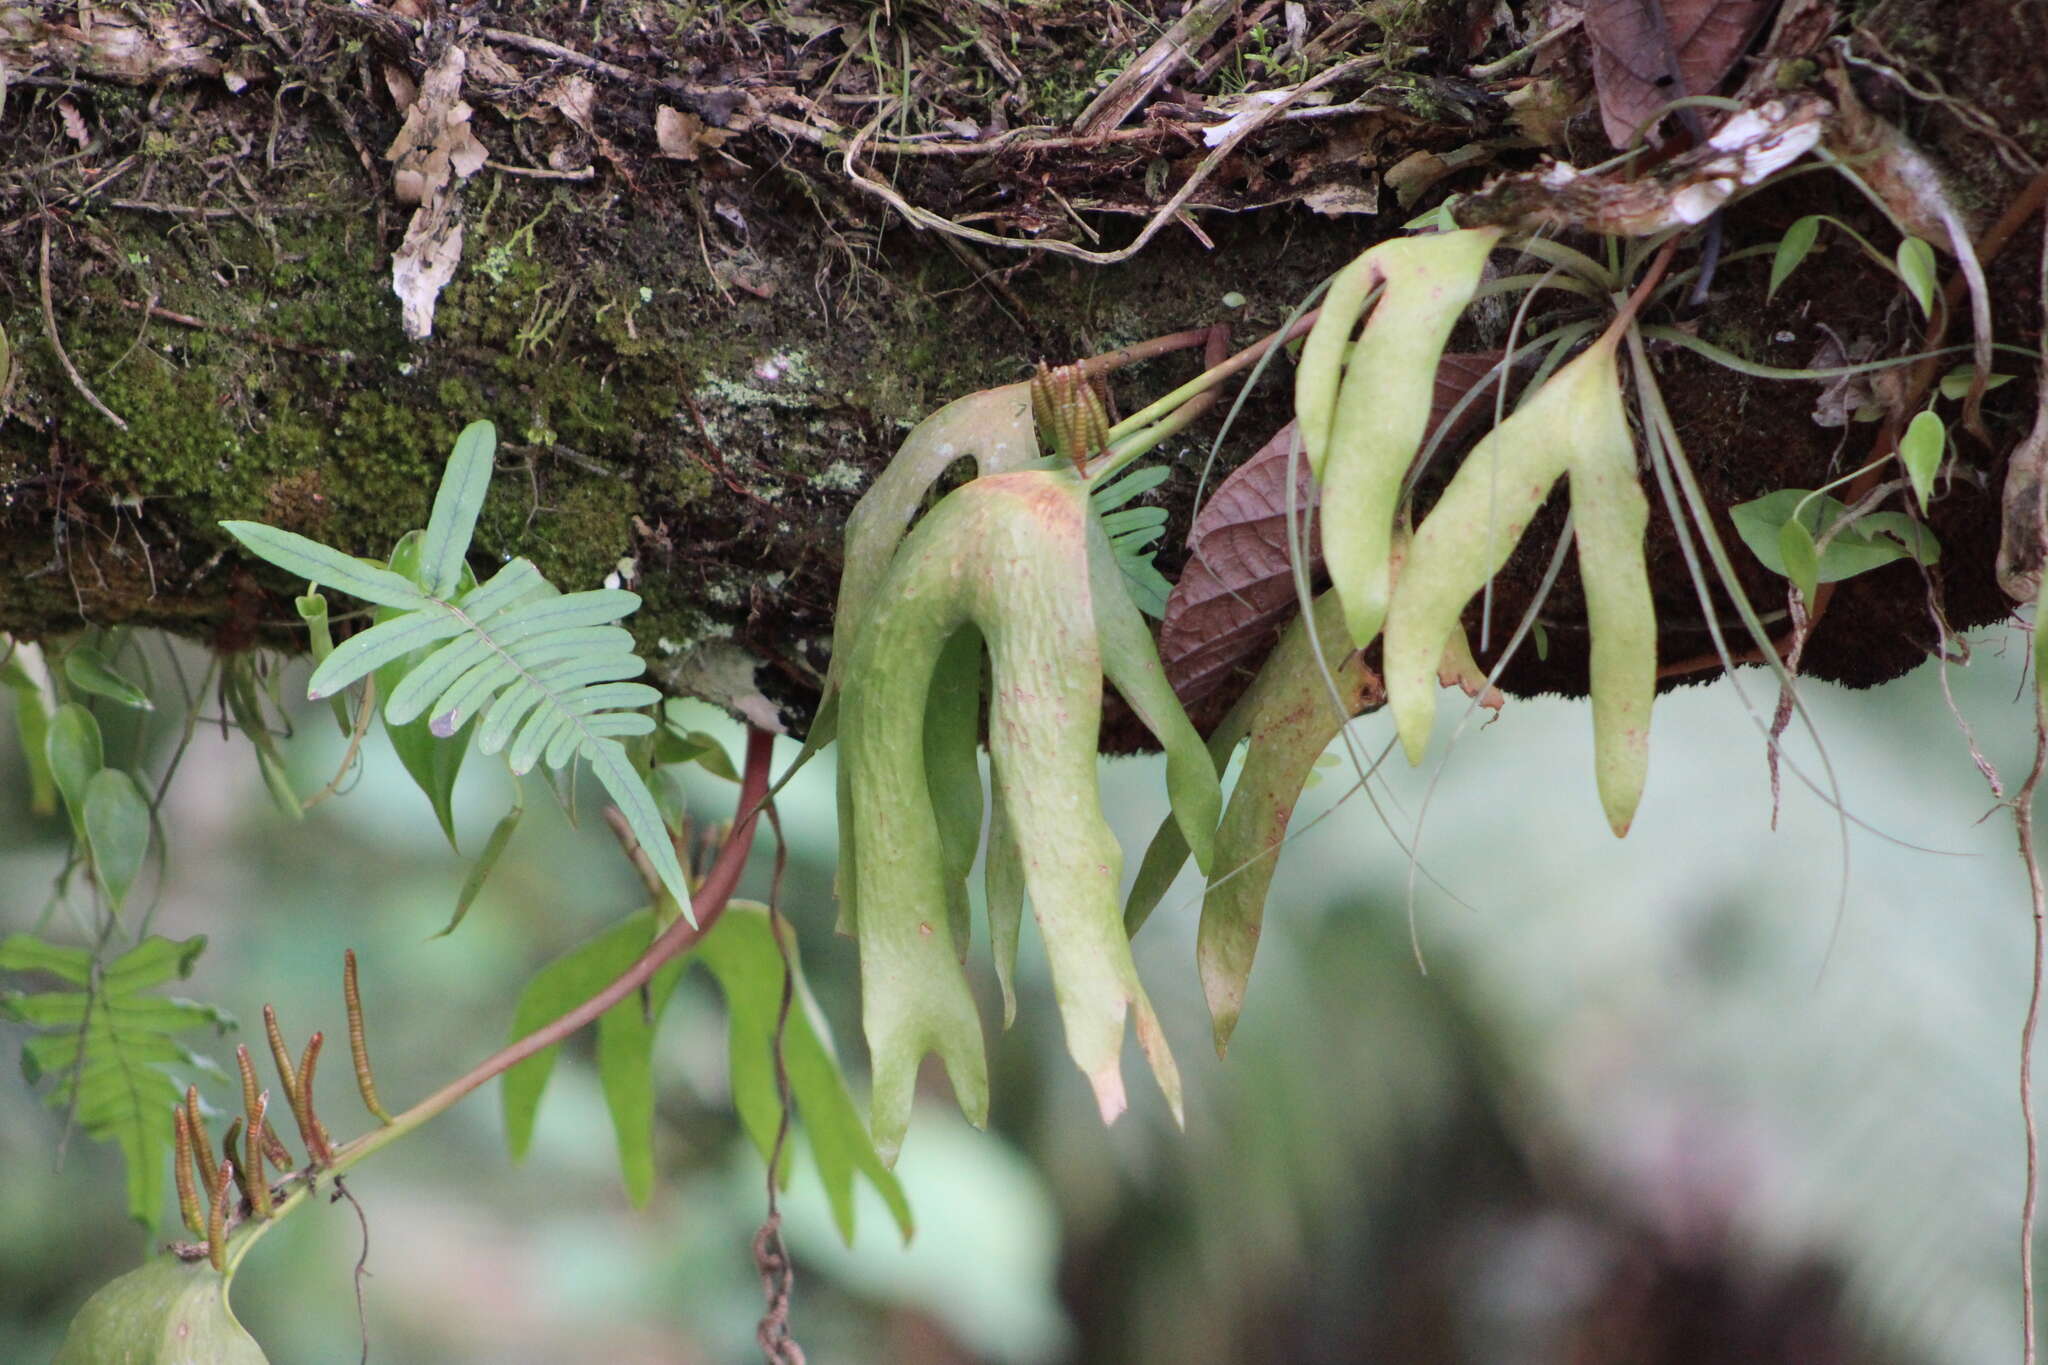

left=3, top=626, right=2044, bottom=1364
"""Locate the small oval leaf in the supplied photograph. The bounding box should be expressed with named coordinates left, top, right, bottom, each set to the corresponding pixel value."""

left=63, top=644, right=153, bottom=710
left=1899, top=408, right=1945, bottom=512
left=45, top=703, right=104, bottom=841
left=1768, top=215, right=1821, bottom=301
left=1778, top=517, right=1820, bottom=603
left=1895, top=236, right=1937, bottom=317
left=83, top=768, right=151, bottom=913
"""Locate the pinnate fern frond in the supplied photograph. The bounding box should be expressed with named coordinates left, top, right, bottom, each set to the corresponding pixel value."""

left=0, top=934, right=233, bottom=1231
left=218, top=420, right=693, bottom=921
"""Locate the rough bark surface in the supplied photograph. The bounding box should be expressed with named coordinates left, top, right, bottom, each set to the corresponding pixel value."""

left=1, top=0, right=2043, bottom=736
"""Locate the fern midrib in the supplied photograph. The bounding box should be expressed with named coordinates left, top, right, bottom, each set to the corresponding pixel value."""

left=438, top=597, right=617, bottom=762
left=60, top=979, right=161, bottom=1159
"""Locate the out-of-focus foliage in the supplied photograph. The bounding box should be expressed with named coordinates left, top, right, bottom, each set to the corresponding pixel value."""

left=3, top=626, right=2044, bottom=1363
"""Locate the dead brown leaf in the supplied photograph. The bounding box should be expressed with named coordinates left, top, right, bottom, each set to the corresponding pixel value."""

left=55, top=97, right=87, bottom=146
left=385, top=43, right=489, bottom=339
left=656, top=106, right=733, bottom=161
left=1585, top=0, right=1775, bottom=150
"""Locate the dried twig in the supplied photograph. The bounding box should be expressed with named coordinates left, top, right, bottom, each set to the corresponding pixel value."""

left=838, top=59, right=1371, bottom=265
left=39, top=223, right=127, bottom=431
left=1072, top=0, right=1243, bottom=136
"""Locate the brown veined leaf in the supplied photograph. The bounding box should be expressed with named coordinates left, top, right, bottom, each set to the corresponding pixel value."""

left=1585, top=0, right=1775, bottom=150
left=1161, top=352, right=1506, bottom=707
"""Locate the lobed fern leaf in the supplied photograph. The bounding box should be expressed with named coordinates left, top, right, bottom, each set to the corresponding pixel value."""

left=0, top=934, right=234, bottom=1231
left=218, top=420, right=693, bottom=921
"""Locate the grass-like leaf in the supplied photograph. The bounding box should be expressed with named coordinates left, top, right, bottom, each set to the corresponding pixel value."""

left=0, top=934, right=234, bottom=1231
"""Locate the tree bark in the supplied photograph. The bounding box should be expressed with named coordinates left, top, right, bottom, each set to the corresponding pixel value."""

left=1, top=0, right=2043, bottom=733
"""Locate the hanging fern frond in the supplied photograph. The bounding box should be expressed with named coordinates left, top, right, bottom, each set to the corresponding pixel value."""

left=1092, top=464, right=1174, bottom=618
left=218, top=421, right=693, bottom=922
left=0, top=934, right=234, bottom=1231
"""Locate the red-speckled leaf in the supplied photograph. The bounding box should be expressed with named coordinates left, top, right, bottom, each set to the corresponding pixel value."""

left=1585, top=0, right=1775, bottom=150
left=1162, top=352, right=1504, bottom=706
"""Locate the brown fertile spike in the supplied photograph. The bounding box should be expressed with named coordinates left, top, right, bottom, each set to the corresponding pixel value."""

left=184, top=1085, right=217, bottom=1196
left=264, top=1125, right=295, bottom=1173
left=298, top=1031, right=335, bottom=1163
left=206, top=1158, right=235, bottom=1272
left=235, top=1045, right=261, bottom=1122
left=244, top=1094, right=274, bottom=1218
left=262, top=1004, right=305, bottom=1117
left=237, top=1041, right=295, bottom=1169
left=221, top=1117, right=244, bottom=1200
left=172, top=1105, right=204, bottom=1239
left=344, top=950, right=394, bottom=1124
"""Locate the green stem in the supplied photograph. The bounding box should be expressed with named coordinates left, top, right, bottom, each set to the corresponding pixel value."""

left=221, top=726, right=777, bottom=1274
left=1104, top=310, right=1321, bottom=445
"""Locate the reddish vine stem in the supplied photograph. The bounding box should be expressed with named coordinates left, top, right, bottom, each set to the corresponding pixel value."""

left=347, top=726, right=775, bottom=1146
left=2019, top=696, right=2048, bottom=1365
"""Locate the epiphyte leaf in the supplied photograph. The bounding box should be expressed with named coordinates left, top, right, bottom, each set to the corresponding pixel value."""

left=83, top=768, right=151, bottom=913
left=1, top=933, right=231, bottom=1231
left=1939, top=365, right=2013, bottom=400
left=842, top=470, right=1181, bottom=1158
left=1382, top=334, right=1654, bottom=835
left=1198, top=592, right=1378, bottom=1051
left=1768, top=215, right=1821, bottom=300
left=295, top=592, right=355, bottom=737
left=54, top=1256, right=268, bottom=1364
left=1299, top=228, right=1503, bottom=646
left=698, top=903, right=914, bottom=1244
left=655, top=705, right=741, bottom=781
left=1164, top=353, right=1506, bottom=706
left=437, top=783, right=523, bottom=938
left=1900, top=408, right=1945, bottom=512
left=226, top=425, right=685, bottom=916
left=63, top=643, right=152, bottom=711
left=501, top=905, right=909, bottom=1239
left=374, top=534, right=485, bottom=848
left=1778, top=518, right=1820, bottom=603
left=2, top=641, right=59, bottom=816
left=1087, top=517, right=1220, bottom=875
left=1730, top=489, right=1941, bottom=584
left=45, top=702, right=104, bottom=843
left=220, top=660, right=300, bottom=820
left=1896, top=236, right=1937, bottom=316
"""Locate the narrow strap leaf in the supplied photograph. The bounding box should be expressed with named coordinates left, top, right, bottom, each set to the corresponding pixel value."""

left=306, top=610, right=468, bottom=699
left=419, top=420, right=497, bottom=597
left=219, top=521, right=430, bottom=610
left=584, top=740, right=693, bottom=923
